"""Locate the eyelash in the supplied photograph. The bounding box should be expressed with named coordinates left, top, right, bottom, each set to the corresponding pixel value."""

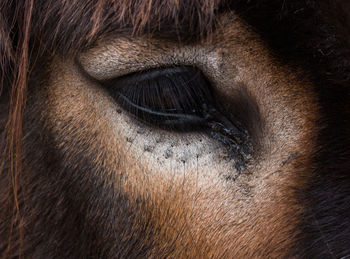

left=104, top=66, right=214, bottom=130
left=102, top=66, right=251, bottom=170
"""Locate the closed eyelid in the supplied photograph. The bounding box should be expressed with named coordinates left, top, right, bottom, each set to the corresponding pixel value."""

left=77, top=38, right=180, bottom=80
left=77, top=37, right=225, bottom=82
left=99, top=65, right=252, bottom=170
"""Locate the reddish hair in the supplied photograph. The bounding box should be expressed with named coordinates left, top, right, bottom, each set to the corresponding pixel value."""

left=0, top=0, right=225, bottom=256
left=1, top=0, right=350, bottom=257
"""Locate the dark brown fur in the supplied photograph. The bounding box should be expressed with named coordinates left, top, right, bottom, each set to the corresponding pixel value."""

left=1, top=0, right=350, bottom=258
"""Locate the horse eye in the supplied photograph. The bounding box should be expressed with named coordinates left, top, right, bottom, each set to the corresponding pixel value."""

left=102, top=66, right=216, bottom=131
left=102, top=66, right=251, bottom=168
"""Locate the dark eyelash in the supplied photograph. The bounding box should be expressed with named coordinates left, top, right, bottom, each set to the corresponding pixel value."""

left=102, top=66, right=252, bottom=170
left=103, top=66, right=214, bottom=130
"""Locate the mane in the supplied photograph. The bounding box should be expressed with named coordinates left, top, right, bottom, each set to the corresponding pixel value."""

left=1, top=0, right=350, bottom=257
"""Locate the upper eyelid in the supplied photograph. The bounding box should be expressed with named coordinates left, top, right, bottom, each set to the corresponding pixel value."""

left=75, top=57, right=169, bottom=89
left=76, top=56, right=177, bottom=84
left=75, top=58, right=104, bottom=84
left=76, top=38, right=218, bottom=82
left=77, top=46, right=177, bottom=81
left=100, top=66, right=203, bottom=87
left=76, top=56, right=218, bottom=92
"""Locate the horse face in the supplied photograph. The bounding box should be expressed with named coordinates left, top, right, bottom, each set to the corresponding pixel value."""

left=2, top=1, right=350, bottom=258
left=24, top=14, right=317, bottom=257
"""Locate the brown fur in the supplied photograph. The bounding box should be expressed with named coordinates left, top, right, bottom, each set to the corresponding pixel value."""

left=1, top=0, right=350, bottom=258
